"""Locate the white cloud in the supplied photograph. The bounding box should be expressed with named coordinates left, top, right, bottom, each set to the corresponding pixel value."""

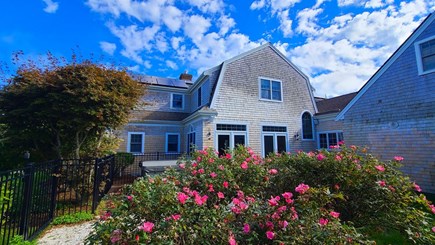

left=183, top=15, right=211, bottom=44
left=107, top=23, right=160, bottom=63
left=278, top=10, right=293, bottom=37
left=155, top=33, right=168, bottom=53
left=162, top=5, right=183, bottom=32
left=250, top=0, right=266, bottom=10
left=296, top=7, right=323, bottom=35
left=166, top=60, right=178, bottom=70
left=171, top=37, right=184, bottom=49
left=42, top=0, right=59, bottom=13
left=218, top=15, right=236, bottom=35
left=187, top=0, right=225, bottom=14
left=270, top=0, right=301, bottom=13
left=99, top=41, right=117, bottom=55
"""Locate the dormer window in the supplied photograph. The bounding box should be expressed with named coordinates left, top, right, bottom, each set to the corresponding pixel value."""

left=259, top=78, right=282, bottom=102
left=415, top=36, right=435, bottom=75
left=171, top=93, right=184, bottom=109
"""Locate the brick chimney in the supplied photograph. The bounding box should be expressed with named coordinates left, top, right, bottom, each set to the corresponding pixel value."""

left=179, top=70, right=193, bottom=81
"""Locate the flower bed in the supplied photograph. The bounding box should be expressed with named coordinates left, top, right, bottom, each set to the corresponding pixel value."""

left=86, top=145, right=435, bottom=244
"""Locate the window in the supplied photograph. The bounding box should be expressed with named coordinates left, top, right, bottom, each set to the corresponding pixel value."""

left=415, top=36, right=435, bottom=75
left=302, top=112, right=314, bottom=140
left=128, top=132, right=145, bottom=153
left=262, top=126, right=287, bottom=157
left=259, top=78, right=282, bottom=101
left=318, top=131, right=343, bottom=149
left=197, top=87, right=202, bottom=107
left=216, top=124, right=247, bottom=155
left=166, top=133, right=180, bottom=153
left=171, top=93, right=184, bottom=109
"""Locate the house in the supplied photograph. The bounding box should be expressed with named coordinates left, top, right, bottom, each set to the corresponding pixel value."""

left=119, top=43, right=318, bottom=158
left=315, top=92, right=357, bottom=149
left=337, top=13, right=435, bottom=193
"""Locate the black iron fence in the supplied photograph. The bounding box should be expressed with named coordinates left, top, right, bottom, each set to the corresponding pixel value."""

left=0, top=152, right=183, bottom=244
left=0, top=155, right=115, bottom=244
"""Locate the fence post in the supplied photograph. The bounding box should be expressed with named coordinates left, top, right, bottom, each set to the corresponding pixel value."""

left=91, top=158, right=100, bottom=213
left=19, top=162, right=34, bottom=239
left=49, top=161, right=61, bottom=220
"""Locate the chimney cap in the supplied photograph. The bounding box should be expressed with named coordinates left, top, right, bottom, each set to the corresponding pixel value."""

left=179, top=72, right=192, bottom=81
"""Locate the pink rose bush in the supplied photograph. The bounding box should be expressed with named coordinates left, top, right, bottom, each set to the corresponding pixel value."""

left=87, top=145, right=435, bottom=244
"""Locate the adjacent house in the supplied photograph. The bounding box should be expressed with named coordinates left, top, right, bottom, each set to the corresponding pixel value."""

left=119, top=43, right=318, bottom=157
left=337, top=13, right=435, bottom=193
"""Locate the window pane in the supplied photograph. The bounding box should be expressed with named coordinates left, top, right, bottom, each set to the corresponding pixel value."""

left=277, top=136, right=286, bottom=153
left=420, top=39, right=435, bottom=72
left=197, top=87, right=202, bottom=107
left=422, top=55, right=435, bottom=71
left=130, top=134, right=143, bottom=153
left=216, top=124, right=246, bottom=131
left=319, top=133, right=327, bottom=148
left=167, top=135, right=179, bottom=152
left=338, top=132, right=344, bottom=142
left=218, top=135, right=230, bottom=156
left=261, top=89, right=271, bottom=99
left=234, top=135, right=245, bottom=147
left=260, top=79, right=271, bottom=99
left=271, top=81, right=281, bottom=90
left=261, top=79, right=270, bottom=89
left=302, top=112, right=313, bottom=139
left=328, top=133, right=337, bottom=146
left=264, top=135, right=274, bottom=157
left=172, top=94, right=183, bottom=108
left=262, top=126, right=287, bottom=132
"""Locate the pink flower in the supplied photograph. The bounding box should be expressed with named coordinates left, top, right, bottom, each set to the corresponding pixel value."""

left=210, top=172, right=217, bottom=178
left=330, top=211, right=340, bottom=219
left=198, top=168, right=205, bottom=174
left=432, top=227, right=435, bottom=232
left=171, top=214, right=181, bottom=221
left=280, top=220, right=289, bottom=229
left=375, top=165, right=385, bottom=172
left=192, top=162, right=198, bottom=167
left=139, top=222, right=154, bottom=233
left=317, top=153, right=326, bottom=161
left=239, top=201, right=249, bottom=210
left=243, top=223, right=250, bottom=233
left=218, top=165, right=224, bottom=170
left=329, top=145, right=339, bottom=149
left=377, top=180, right=386, bottom=187
left=127, top=195, right=133, bottom=201
left=318, top=218, right=329, bottom=226
left=268, top=196, right=281, bottom=206
left=295, top=183, right=310, bottom=194
left=225, top=153, right=232, bottom=159
left=394, top=156, right=404, bottom=161
left=430, top=204, right=435, bottom=214
left=196, top=156, right=202, bottom=162
left=217, top=192, right=225, bottom=199
left=177, top=192, right=189, bottom=204
left=208, top=158, right=215, bottom=163
left=208, top=184, right=214, bottom=192
left=223, top=181, right=229, bottom=188
left=281, top=192, right=293, bottom=199
left=335, top=155, right=342, bottom=161
left=413, top=182, right=422, bottom=192
left=179, top=163, right=185, bottom=169
left=240, top=161, right=248, bottom=169
left=268, top=169, right=278, bottom=175
left=229, top=234, right=237, bottom=245
left=338, top=140, right=345, bottom=145
left=195, top=194, right=208, bottom=206
left=266, top=231, right=275, bottom=240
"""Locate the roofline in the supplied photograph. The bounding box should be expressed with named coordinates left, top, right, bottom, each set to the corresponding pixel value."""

left=210, top=42, right=318, bottom=111
left=336, top=12, right=435, bottom=120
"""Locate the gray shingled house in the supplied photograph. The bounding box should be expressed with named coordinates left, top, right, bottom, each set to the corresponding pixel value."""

left=337, top=13, right=435, bottom=193
left=119, top=43, right=318, bottom=157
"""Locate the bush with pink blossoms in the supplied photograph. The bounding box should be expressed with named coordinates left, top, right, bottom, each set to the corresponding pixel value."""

left=86, top=145, right=435, bottom=244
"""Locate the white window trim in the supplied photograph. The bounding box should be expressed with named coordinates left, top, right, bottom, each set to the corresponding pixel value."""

left=258, top=77, right=283, bottom=102
left=165, top=133, right=180, bottom=153
left=261, top=131, right=289, bottom=157
left=301, top=111, right=315, bottom=141
left=414, top=35, right=435, bottom=75
left=127, top=132, right=145, bottom=153
left=317, top=131, right=343, bottom=149
left=170, top=93, right=184, bottom=110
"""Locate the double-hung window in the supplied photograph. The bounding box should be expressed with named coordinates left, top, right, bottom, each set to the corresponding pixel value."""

left=171, top=93, right=184, bottom=109
left=415, top=36, right=435, bottom=75
left=318, top=131, right=343, bottom=149
left=166, top=133, right=180, bottom=153
left=260, top=78, right=282, bottom=102
left=128, top=132, right=145, bottom=153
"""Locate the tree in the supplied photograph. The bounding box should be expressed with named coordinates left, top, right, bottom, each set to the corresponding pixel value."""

left=0, top=52, right=144, bottom=160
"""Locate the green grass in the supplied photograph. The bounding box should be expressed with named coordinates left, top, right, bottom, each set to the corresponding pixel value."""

left=51, top=212, right=94, bottom=225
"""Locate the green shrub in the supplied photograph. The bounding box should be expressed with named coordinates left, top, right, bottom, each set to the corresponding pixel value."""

left=9, top=235, right=36, bottom=245
left=52, top=212, right=94, bottom=225
left=86, top=146, right=435, bottom=244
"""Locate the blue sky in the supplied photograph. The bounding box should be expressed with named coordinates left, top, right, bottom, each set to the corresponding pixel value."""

left=0, top=0, right=434, bottom=97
